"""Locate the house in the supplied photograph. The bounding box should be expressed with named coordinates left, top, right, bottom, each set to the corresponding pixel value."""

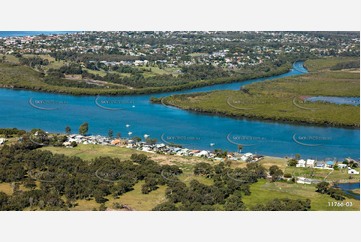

left=325, top=160, right=335, bottom=169
left=306, top=159, right=315, bottom=168
left=111, top=139, right=122, bottom=146
left=195, top=150, right=209, bottom=157
left=0, top=138, right=7, bottom=145
left=337, top=163, right=348, bottom=169
left=348, top=169, right=360, bottom=175
left=296, top=159, right=306, bottom=168
left=315, top=161, right=325, bottom=169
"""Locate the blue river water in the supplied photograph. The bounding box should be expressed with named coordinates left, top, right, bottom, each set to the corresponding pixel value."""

left=306, top=96, right=360, bottom=106
left=335, top=183, right=360, bottom=200
left=0, top=32, right=359, bottom=160
left=0, top=62, right=359, bottom=160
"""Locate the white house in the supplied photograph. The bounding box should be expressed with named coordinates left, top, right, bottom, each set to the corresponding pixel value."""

left=0, top=138, right=7, bottom=145
left=337, top=164, right=348, bottom=169
left=195, top=150, right=209, bottom=157
left=306, top=159, right=315, bottom=168
left=296, top=159, right=306, bottom=168
left=348, top=169, right=360, bottom=175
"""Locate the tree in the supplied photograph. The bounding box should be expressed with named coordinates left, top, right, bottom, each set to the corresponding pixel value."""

left=152, top=202, right=178, bottom=211
left=194, top=162, right=213, bottom=177
left=214, top=149, right=227, bottom=158
left=0, top=192, right=8, bottom=210
left=130, top=154, right=148, bottom=164
left=328, top=188, right=345, bottom=201
left=108, top=129, right=113, bottom=139
left=94, top=189, right=108, bottom=204
left=316, top=181, right=330, bottom=194
left=70, top=141, right=77, bottom=147
left=65, top=126, right=71, bottom=135
left=145, top=137, right=157, bottom=145
left=116, top=132, right=121, bottom=139
left=253, top=198, right=311, bottom=211
left=295, top=154, right=301, bottom=160
left=23, top=178, right=37, bottom=190
left=269, top=165, right=283, bottom=182
left=224, top=194, right=245, bottom=211
left=287, top=159, right=298, bottom=167
left=78, top=122, right=88, bottom=135
left=132, top=136, right=141, bottom=142
left=99, top=203, right=107, bottom=211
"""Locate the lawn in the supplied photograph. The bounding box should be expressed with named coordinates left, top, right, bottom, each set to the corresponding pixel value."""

left=242, top=179, right=360, bottom=211
left=284, top=166, right=360, bottom=183
left=41, top=144, right=144, bottom=161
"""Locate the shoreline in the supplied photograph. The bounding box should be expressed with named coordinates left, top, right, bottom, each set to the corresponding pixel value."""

left=2, top=130, right=359, bottom=186
left=157, top=99, right=360, bottom=129
left=1, top=127, right=360, bottom=160
left=0, top=63, right=292, bottom=96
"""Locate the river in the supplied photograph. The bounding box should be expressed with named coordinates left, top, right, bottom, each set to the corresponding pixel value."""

left=0, top=31, right=360, bottom=159
left=0, top=60, right=359, bottom=159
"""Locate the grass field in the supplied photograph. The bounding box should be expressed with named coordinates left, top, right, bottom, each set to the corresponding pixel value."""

left=114, top=181, right=167, bottom=211
left=304, top=57, right=359, bottom=72
left=242, top=179, right=360, bottom=211
left=0, top=54, right=20, bottom=64
left=160, top=58, right=360, bottom=127
left=40, top=144, right=213, bottom=166
left=284, top=166, right=360, bottom=183
left=69, top=182, right=168, bottom=211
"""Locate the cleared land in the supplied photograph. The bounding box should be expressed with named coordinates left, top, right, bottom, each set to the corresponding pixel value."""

left=243, top=179, right=359, bottom=211
left=158, top=57, right=360, bottom=127
left=41, top=144, right=215, bottom=166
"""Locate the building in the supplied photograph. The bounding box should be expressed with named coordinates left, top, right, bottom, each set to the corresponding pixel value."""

left=306, top=159, right=315, bottom=168
left=296, top=159, right=306, bottom=168
left=348, top=168, right=360, bottom=175
left=325, top=160, right=335, bottom=169
left=315, top=161, right=325, bottom=169
left=337, top=163, right=348, bottom=169
left=0, top=138, right=7, bottom=145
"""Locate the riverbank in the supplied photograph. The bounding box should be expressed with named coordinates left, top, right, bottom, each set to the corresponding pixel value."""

left=154, top=58, right=360, bottom=128
left=2, top=129, right=359, bottom=211
left=22, top=131, right=360, bottom=184
left=0, top=61, right=291, bottom=96
left=0, top=60, right=359, bottom=159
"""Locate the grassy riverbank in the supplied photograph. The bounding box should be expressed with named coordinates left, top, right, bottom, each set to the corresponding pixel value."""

left=155, top=57, right=360, bottom=127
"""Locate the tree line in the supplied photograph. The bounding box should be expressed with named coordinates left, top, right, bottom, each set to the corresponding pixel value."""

left=0, top=129, right=312, bottom=211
